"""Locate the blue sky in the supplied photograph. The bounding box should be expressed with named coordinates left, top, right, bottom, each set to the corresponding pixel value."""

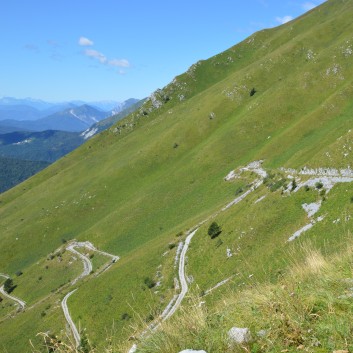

left=0, top=0, right=326, bottom=102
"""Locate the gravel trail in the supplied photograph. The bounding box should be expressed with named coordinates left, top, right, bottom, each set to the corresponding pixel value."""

left=61, top=289, right=80, bottom=347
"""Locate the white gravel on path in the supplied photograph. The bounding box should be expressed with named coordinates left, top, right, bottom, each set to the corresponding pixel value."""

left=61, top=289, right=80, bottom=347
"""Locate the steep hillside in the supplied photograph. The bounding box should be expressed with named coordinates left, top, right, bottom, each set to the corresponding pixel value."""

left=1, top=0, right=353, bottom=352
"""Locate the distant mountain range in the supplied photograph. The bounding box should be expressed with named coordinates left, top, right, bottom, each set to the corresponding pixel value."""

left=0, top=105, right=107, bottom=132
left=0, top=97, right=140, bottom=132
left=0, top=97, right=140, bottom=118
left=80, top=99, right=146, bottom=139
left=0, top=98, right=143, bottom=193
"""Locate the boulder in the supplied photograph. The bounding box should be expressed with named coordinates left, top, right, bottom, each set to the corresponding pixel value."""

left=228, top=327, right=251, bottom=344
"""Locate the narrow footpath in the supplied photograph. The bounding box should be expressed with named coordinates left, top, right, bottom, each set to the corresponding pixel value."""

left=61, top=289, right=80, bottom=347
left=0, top=285, right=26, bottom=310
left=0, top=273, right=26, bottom=310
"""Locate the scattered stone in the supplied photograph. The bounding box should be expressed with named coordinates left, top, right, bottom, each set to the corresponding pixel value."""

left=228, top=327, right=252, bottom=344
left=224, top=170, right=236, bottom=181
left=257, top=329, right=268, bottom=337
left=311, top=338, right=321, bottom=347
left=302, top=201, right=321, bottom=218
left=255, top=195, right=266, bottom=204
left=128, top=344, right=137, bottom=353
left=187, top=275, right=194, bottom=284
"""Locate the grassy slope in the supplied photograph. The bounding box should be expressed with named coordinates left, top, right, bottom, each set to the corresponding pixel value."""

left=1, top=0, right=353, bottom=351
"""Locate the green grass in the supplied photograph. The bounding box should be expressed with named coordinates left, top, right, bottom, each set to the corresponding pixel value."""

left=11, top=248, right=82, bottom=305
left=1, top=0, right=353, bottom=351
left=0, top=298, right=19, bottom=319
left=136, top=237, right=353, bottom=352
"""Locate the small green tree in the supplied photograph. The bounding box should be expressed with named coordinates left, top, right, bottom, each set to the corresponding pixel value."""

left=79, top=332, right=91, bottom=353
left=4, top=278, right=14, bottom=293
left=291, top=179, right=297, bottom=191
left=208, top=222, right=222, bottom=239
left=144, top=277, right=156, bottom=289
left=250, top=87, right=257, bottom=96
left=315, top=181, right=324, bottom=189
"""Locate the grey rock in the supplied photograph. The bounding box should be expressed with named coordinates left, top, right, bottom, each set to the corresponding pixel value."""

left=257, top=329, right=268, bottom=337
left=228, top=327, right=252, bottom=344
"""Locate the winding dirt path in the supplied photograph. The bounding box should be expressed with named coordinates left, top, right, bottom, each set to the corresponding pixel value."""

left=127, top=163, right=265, bottom=351
left=61, top=242, right=119, bottom=347
left=67, top=241, right=119, bottom=284
left=0, top=273, right=26, bottom=310
left=67, top=244, right=92, bottom=285
left=61, top=289, right=80, bottom=347
left=0, top=285, right=26, bottom=310
left=162, top=228, right=198, bottom=321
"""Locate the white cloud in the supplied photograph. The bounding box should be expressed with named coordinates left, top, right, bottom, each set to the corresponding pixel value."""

left=276, top=15, right=294, bottom=24
left=84, top=49, right=130, bottom=68
left=302, top=2, right=317, bottom=11
left=80, top=38, right=130, bottom=71
left=84, top=49, right=107, bottom=64
left=79, top=36, right=94, bottom=46
left=109, top=59, right=130, bottom=68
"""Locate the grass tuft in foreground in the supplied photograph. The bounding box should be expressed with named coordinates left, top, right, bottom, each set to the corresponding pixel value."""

left=136, top=236, right=353, bottom=352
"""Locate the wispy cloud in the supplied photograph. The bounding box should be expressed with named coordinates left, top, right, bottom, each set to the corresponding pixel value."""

left=302, top=2, right=317, bottom=11
left=47, top=39, right=59, bottom=47
left=84, top=49, right=107, bottom=64
left=276, top=15, right=293, bottom=24
left=109, top=59, right=130, bottom=68
left=24, top=44, right=40, bottom=53
left=79, top=37, right=130, bottom=69
left=84, top=49, right=130, bottom=68
left=46, top=40, right=63, bottom=61
left=79, top=36, right=94, bottom=46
